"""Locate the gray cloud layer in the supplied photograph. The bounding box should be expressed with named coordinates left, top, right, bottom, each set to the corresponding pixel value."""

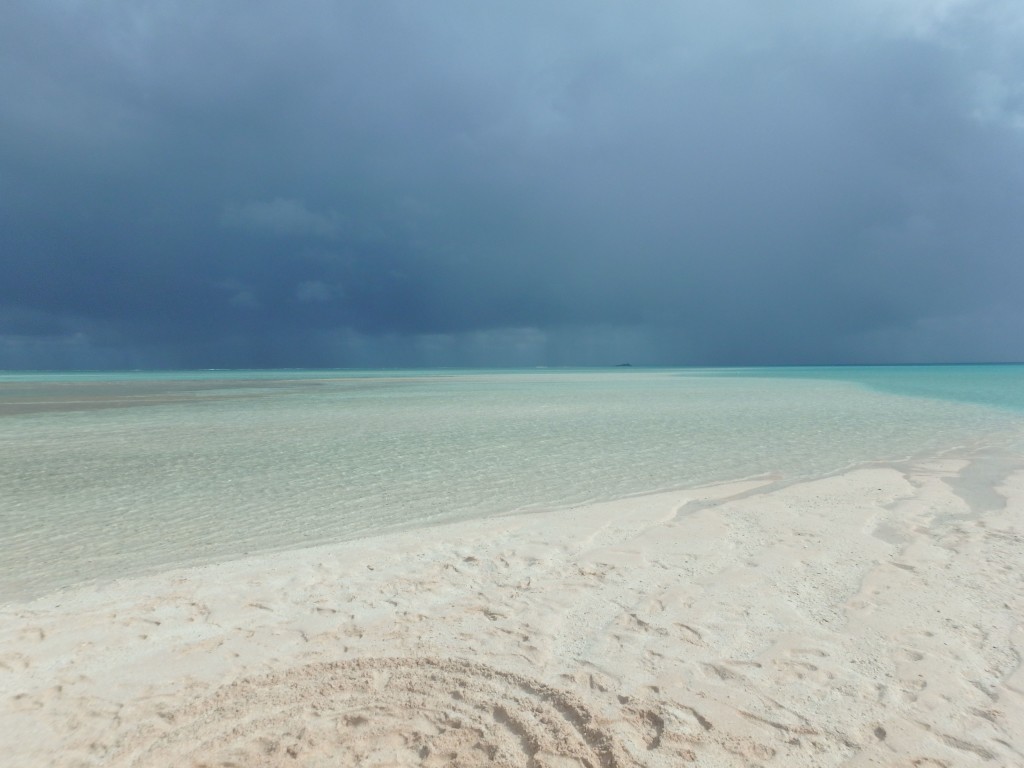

left=2, top=1, right=1023, bottom=368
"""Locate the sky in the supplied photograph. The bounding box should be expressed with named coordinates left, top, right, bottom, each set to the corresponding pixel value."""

left=2, top=1, right=1023, bottom=369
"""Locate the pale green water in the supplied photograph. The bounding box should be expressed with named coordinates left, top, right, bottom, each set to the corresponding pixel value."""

left=1, top=366, right=1022, bottom=601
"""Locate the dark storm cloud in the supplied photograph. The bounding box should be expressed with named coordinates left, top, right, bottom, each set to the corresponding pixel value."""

left=2, top=1, right=1023, bottom=368
left=223, top=199, right=342, bottom=239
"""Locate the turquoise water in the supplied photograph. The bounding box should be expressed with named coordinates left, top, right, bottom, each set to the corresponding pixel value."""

left=1, top=366, right=1022, bottom=601
left=711, top=365, right=1024, bottom=414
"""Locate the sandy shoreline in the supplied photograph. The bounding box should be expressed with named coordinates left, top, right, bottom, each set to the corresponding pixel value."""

left=2, top=454, right=1023, bottom=766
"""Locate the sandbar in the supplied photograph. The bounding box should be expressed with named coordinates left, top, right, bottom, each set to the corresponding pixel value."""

left=2, top=453, right=1022, bottom=766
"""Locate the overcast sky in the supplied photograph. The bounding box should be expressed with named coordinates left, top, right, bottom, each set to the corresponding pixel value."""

left=2, top=1, right=1023, bottom=368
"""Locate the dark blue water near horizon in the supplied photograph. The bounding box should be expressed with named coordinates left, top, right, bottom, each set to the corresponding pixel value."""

left=3, top=363, right=1023, bottom=413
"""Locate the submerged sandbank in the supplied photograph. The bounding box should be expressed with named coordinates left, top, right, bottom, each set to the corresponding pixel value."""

left=2, top=449, right=1022, bottom=767
left=7, top=367, right=1024, bottom=604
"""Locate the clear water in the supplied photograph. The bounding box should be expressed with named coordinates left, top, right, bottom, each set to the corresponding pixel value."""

left=2, top=366, right=1022, bottom=602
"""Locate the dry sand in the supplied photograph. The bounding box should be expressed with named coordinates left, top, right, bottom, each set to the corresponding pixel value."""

left=2, top=455, right=1023, bottom=766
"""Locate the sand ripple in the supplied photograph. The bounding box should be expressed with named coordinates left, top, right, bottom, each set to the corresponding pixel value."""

left=111, top=657, right=638, bottom=767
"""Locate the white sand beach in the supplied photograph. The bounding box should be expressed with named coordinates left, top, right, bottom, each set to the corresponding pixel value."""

left=2, top=455, right=1023, bottom=767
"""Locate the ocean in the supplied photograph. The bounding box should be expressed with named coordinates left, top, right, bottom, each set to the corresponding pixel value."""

left=2, top=365, right=1022, bottom=602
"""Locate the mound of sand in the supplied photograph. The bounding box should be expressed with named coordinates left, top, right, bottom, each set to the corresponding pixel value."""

left=111, top=656, right=641, bottom=767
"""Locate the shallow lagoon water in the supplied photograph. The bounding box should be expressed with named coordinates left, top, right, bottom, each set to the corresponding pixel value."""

left=2, top=366, right=1022, bottom=601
